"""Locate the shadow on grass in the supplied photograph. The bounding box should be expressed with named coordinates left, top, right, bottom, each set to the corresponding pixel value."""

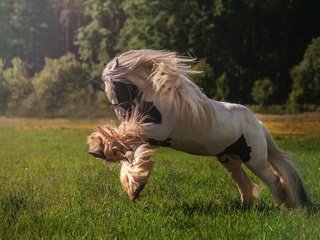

left=306, top=202, right=320, bottom=215
left=163, top=198, right=320, bottom=217
left=164, top=199, right=281, bottom=217
left=1, top=194, right=29, bottom=224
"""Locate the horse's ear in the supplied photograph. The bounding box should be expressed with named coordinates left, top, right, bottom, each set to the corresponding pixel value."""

left=115, top=58, right=119, bottom=68
left=110, top=58, right=119, bottom=70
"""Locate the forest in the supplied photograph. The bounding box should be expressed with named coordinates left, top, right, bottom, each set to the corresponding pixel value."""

left=0, top=0, right=319, bottom=118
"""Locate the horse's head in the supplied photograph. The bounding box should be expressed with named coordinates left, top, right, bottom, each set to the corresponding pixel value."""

left=102, top=51, right=153, bottom=121
left=102, top=49, right=209, bottom=126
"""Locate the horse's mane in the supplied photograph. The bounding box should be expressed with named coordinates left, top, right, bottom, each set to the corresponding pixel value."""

left=103, top=49, right=212, bottom=125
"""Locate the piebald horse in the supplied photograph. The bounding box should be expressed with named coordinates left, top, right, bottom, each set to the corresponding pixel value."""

left=90, top=49, right=309, bottom=207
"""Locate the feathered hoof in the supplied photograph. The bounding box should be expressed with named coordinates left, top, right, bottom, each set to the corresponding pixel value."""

left=119, top=144, right=155, bottom=201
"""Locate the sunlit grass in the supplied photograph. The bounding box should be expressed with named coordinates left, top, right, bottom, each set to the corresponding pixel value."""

left=0, top=116, right=117, bottom=131
left=257, top=112, right=320, bottom=138
left=1, top=112, right=319, bottom=135
left=0, top=114, right=320, bottom=239
left=265, top=121, right=320, bottom=137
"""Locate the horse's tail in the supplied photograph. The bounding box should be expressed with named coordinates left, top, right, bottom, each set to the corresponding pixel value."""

left=262, top=124, right=310, bottom=207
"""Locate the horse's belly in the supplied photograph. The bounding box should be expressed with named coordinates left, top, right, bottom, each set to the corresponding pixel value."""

left=170, top=140, right=213, bottom=156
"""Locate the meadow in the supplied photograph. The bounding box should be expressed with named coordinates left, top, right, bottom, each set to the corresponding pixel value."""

left=0, top=113, right=320, bottom=239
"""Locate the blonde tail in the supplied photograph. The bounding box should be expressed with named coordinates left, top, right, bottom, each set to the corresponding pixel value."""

left=263, top=125, right=310, bottom=207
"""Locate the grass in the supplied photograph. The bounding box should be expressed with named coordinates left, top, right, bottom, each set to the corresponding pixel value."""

left=0, top=115, right=320, bottom=239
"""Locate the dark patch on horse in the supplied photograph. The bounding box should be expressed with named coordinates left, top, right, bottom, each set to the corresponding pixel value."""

left=140, top=101, right=162, bottom=124
left=217, top=135, right=252, bottom=163
left=112, top=81, right=162, bottom=124
left=113, top=81, right=139, bottom=112
left=148, top=138, right=172, bottom=147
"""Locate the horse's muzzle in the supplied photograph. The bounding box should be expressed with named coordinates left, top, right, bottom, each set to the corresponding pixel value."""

left=88, top=149, right=106, bottom=159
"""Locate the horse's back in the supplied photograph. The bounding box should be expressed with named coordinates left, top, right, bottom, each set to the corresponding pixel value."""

left=169, top=100, right=265, bottom=156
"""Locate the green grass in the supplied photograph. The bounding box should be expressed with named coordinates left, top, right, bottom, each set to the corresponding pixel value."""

left=0, top=123, right=320, bottom=239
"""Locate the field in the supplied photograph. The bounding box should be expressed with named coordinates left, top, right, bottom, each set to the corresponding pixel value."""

left=1, top=113, right=320, bottom=239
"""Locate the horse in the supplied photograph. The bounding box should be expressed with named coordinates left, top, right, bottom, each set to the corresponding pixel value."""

left=90, top=49, right=310, bottom=207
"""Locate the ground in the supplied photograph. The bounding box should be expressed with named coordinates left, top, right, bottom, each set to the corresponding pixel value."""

left=0, top=112, right=319, bottom=239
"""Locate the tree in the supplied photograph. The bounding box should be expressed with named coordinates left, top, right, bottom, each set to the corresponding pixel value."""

left=2, top=58, right=32, bottom=115
left=251, top=78, right=274, bottom=106
left=28, top=53, right=87, bottom=117
left=1, top=0, right=320, bottom=118
left=75, top=0, right=126, bottom=79
left=192, top=59, right=215, bottom=98
left=51, top=0, right=84, bottom=54
left=116, top=0, right=320, bottom=104
left=118, top=0, right=197, bottom=52
left=5, top=0, right=63, bottom=72
left=0, top=59, right=9, bottom=114
left=215, top=73, right=230, bottom=101
left=197, top=0, right=320, bottom=103
left=288, top=37, right=320, bottom=111
left=0, top=1, right=11, bottom=61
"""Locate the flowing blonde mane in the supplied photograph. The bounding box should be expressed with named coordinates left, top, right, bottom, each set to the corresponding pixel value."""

left=103, top=49, right=212, bottom=124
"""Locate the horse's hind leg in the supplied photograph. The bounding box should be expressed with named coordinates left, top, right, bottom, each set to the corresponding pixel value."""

left=221, top=157, right=259, bottom=205
left=245, top=153, right=287, bottom=206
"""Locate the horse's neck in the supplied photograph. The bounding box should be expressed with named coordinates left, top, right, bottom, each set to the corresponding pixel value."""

left=127, top=73, right=149, bottom=90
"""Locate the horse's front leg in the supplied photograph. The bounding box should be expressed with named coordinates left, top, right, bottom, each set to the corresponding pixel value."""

left=142, top=122, right=173, bottom=144
left=119, top=145, right=155, bottom=201
left=220, top=156, right=259, bottom=205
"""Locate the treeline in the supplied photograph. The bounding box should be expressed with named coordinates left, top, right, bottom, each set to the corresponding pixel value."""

left=0, top=0, right=319, bottom=117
